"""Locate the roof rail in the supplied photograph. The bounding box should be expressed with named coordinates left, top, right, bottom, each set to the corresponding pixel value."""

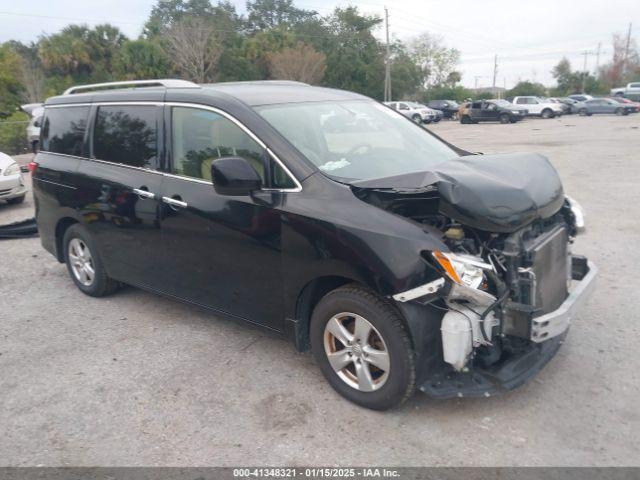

left=63, top=79, right=199, bottom=95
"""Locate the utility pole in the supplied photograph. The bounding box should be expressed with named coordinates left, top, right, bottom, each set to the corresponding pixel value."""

left=623, top=23, right=633, bottom=77
left=474, top=75, right=481, bottom=90
left=596, top=42, right=601, bottom=73
left=581, top=50, right=592, bottom=94
left=384, top=6, right=391, bottom=102
left=492, top=54, right=498, bottom=91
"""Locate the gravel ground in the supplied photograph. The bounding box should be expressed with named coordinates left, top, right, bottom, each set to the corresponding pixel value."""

left=0, top=114, right=639, bottom=466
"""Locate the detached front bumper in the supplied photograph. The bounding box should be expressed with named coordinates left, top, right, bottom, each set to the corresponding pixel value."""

left=419, top=258, right=597, bottom=399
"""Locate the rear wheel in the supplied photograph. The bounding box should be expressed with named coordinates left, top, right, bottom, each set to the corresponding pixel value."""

left=615, top=107, right=625, bottom=116
left=541, top=108, right=554, bottom=119
left=63, top=224, right=119, bottom=297
left=460, top=115, right=471, bottom=124
left=411, top=114, right=422, bottom=124
left=579, top=108, right=589, bottom=116
left=499, top=113, right=510, bottom=124
left=310, top=285, right=415, bottom=410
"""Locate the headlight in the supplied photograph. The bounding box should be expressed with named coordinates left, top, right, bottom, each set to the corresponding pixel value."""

left=433, top=251, right=493, bottom=289
left=566, top=196, right=585, bottom=231
left=3, top=162, right=20, bottom=176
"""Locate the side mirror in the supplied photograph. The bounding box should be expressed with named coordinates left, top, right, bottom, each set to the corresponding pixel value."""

left=211, top=157, right=262, bottom=196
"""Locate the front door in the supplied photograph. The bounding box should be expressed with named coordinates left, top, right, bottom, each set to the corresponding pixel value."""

left=77, top=104, right=164, bottom=288
left=157, top=105, right=293, bottom=330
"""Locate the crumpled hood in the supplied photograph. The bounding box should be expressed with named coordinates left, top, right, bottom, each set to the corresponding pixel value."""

left=350, top=152, right=565, bottom=233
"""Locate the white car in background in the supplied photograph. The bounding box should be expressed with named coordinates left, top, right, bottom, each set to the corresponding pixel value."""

left=21, top=103, right=44, bottom=153
left=385, top=101, right=439, bottom=124
left=512, top=96, right=564, bottom=118
left=0, top=152, right=27, bottom=205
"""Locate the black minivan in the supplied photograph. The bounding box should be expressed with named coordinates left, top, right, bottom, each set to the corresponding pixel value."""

left=32, top=79, right=597, bottom=410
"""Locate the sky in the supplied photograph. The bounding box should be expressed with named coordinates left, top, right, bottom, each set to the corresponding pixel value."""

left=0, top=0, right=637, bottom=89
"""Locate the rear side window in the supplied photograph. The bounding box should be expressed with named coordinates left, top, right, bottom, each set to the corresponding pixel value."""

left=40, top=106, right=89, bottom=156
left=93, top=106, right=158, bottom=168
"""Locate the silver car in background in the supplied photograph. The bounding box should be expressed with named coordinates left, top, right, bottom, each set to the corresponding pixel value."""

left=385, top=101, right=438, bottom=124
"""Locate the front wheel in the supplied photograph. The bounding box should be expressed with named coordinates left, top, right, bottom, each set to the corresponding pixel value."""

left=310, top=285, right=415, bottom=410
left=579, top=108, right=589, bottom=116
left=460, top=115, right=471, bottom=124
left=615, top=107, right=626, bottom=116
left=499, top=113, right=510, bottom=124
left=541, top=108, right=554, bottom=119
left=411, top=114, right=422, bottom=124
left=63, top=224, right=119, bottom=297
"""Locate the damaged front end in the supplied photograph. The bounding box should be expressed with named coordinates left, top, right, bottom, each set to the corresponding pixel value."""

left=353, top=153, right=597, bottom=398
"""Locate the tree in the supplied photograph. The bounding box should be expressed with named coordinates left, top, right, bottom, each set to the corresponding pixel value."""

left=247, top=0, right=317, bottom=31
left=322, top=7, right=385, bottom=99
left=599, top=32, right=640, bottom=89
left=38, top=24, right=125, bottom=82
left=114, top=39, right=171, bottom=80
left=0, top=44, right=23, bottom=117
left=389, top=41, right=422, bottom=99
left=421, top=85, right=473, bottom=103
left=409, top=33, right=460, bottom=88
left=164, top=17, right=222, bottom=82
left=267, top=42, right=326, bottom=84
left=506, top=80, right=547, bottom=98
left=551, top=57, right=606, bottom=95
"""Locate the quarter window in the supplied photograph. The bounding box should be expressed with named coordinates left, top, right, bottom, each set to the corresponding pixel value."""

left=93, top=106, right=158, bottom=168
left=40, top=106, right=89, bottom=156
left=171, top=106, right=295, bottom=189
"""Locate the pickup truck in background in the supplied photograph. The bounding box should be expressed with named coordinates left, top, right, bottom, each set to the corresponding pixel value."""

left=610, top=82, right=640, bottom=100
left=511, top=96, right=564, bottom=119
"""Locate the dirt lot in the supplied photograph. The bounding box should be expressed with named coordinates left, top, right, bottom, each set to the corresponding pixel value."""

left=1, top=115, right=639, bottom=466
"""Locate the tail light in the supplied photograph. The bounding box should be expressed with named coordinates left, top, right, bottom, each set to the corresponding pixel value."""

left=27, top=162, right=38, bottom=175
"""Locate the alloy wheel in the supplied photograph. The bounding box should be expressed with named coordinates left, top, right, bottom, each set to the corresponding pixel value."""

left=68, top=238, right=95, bottom=286
left=323, top=312, right=390, bottom=392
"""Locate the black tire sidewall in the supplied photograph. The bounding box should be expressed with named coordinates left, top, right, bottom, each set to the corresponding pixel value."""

left=63, top=224, right=109, bottom=296
left=310, top=287, right=415, bottom=410
left=499, top=114, right=510, bottom=124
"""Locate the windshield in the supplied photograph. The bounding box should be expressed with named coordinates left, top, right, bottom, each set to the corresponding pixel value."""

left=256, top=101, right=458, bottom=181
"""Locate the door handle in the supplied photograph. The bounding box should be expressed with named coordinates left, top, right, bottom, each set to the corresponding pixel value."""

left=162, top=196, right=188, bottom=208
left=133, top=188, right=156, bottom=199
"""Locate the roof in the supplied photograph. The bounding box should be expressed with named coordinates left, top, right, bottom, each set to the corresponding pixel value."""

left=44, top=80, right=369, bottom=108
left=201, top=81, right=367, bottom=106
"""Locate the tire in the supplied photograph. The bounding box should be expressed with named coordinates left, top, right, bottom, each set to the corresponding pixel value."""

left=579, top=108, right=588, bottom=116
left=541, top=108, right=554, bottom=119
left=63, top=224, right=119, bottom=297
left=433, top=117, right=441, bottom=123
left=31, top=141, right=38, bottom=154
left=460, top=115, right=471, bottom=124
left=423, top=118, right=432, bottom=124
left=6, top=195, right=25, bottom=205
left=615, top=107, right=625, bottom=116
left=499, top=113, right=510, bottom=124
left=310, top=284, right=415, bottom=410
left=411, top=114, right=422, bottom=124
